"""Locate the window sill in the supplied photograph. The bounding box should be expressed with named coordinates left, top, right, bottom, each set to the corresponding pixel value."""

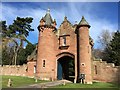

left=59, top=45, right=69, bottom=49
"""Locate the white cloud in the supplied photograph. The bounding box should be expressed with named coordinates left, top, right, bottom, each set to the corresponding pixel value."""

left=2, top=3, right=117, bottom=47
left=2, top=4, right=45, bottom=43
left=89, top=18, right=117, bottom=44
left=65, top=2, right=117, bottom=48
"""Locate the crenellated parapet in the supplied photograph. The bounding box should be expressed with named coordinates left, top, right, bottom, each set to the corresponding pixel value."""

left=93, top=58, right=120, bottom=82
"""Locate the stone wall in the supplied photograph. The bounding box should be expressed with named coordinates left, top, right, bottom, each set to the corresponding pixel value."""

left=93, top=59, right=120, bottom=83
left=26, top=61, right=36, bottom=77
left=0, top=59, right=120, bottom=84
left=0, top=65, right=27, bottom=76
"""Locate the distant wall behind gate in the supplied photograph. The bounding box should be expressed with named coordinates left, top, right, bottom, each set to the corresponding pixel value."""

left=0, top=65, right=27, bottom=76
left=93, top=59, right=120, bottom=83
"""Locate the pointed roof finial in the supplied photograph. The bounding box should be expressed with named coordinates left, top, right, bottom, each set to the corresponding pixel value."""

left=82, top=16, right=84, bottom=19
left=47, top=8, right=50, bottom=13
left=64, top=16, right=67, bottom=21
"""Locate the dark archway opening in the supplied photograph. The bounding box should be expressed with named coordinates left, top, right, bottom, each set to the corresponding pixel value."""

left=57, top=56, right=75, bottom=82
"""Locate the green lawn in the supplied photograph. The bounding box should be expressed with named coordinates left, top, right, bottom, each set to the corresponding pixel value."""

left=1, top=75, right=48, bottom=88
left=1, top=75, right=120, bottom=89
left=52, top=82, right=119, bottom=89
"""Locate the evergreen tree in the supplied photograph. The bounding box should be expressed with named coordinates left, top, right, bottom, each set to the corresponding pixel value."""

left=1, top=17, right=34, bottom=65
left=17, top=43, right=36, bottom=65
left=9, top=17, right=34, bottom=48
left=0, top=21, right=8, bottom=37
left=8, top=17, right=34, bottom=65
left=17, top=48, right=26, bottom=65
left=25, top=43, right=36, bottom=56
left=106, top=31, right=120, bottom=66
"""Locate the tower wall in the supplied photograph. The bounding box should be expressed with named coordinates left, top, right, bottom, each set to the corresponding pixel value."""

left=36, top=27, right=57, bottom=80
left=79, top=26, right=92, bottom=84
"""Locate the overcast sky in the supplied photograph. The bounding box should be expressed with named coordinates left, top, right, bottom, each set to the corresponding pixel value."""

left=1, top=2, right=118, bottom=48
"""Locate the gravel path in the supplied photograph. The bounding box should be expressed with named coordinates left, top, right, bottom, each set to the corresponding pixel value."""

left=18, top=80, right=72, bottom=88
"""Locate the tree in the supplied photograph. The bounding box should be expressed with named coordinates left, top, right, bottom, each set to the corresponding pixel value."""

left=17, top=43, right=36, bottom=65
left=0, top=21, right=8, bottom=37
left=97, top=29, right=113, bottom=50
left=8, top=17, right=34, bottom=65
left=2, top=46, right=15, bottom=65
left=1, top=21, right=14, bottom=65
left=25, top=43, right=36, bottom=56
left=92, top=48, right=104, bottom=59
left=94, top=29, right=114, bottom=61
left=9, top=17, right=34, bottom=47
left=17, top=48, right=26, bottom=65
left=1, top=17, right=34, bottom=65
left=106, top=31, right=120, bottom=66
left=1, top=21, right=9, bottom=48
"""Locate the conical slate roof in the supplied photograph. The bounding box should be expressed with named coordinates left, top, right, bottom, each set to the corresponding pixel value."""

left=43, top=9, right=53, bottom=26
left=78, top=16, right=90, bottom=28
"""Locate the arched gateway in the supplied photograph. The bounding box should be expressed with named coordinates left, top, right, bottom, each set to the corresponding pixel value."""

left=56, top=52, right=75, bottom=81
left=27, top=9, right=94, bottom=84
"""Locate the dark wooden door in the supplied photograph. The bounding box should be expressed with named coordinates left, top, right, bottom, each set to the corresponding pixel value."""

left=57, top=61, right=62, bottom=80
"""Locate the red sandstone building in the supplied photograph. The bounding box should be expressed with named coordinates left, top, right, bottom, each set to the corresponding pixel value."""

left=27, top=9, right=93, bottom=84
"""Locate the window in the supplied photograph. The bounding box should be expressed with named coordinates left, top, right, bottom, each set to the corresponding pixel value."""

left=59, top=34, right=70, bottom=49
left=95, top=65, right=97, bottom=74
left=43, top=60, right=45, bottom=67
left=63, top=36, right=66, bottom=46
left=34, top=65, right=36, bottom=73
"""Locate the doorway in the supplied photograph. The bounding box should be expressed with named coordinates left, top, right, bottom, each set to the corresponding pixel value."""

left=57, top=56, right=75, bottom=82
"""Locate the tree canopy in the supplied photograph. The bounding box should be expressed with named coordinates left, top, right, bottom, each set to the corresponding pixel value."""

left=0, top=21, right=8, bottom=37
left=95, top=30, right=120, bottom=66
left=1, top=16, right=35, bottom=65
left=105, top=31, right=120, bottom=66
left=9, top=17, right=34, bottom=37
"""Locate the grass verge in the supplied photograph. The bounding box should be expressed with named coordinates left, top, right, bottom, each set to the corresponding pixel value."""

left=52, top=82, right=119, bottom=88
left=1, top=75, right=48, bottom=88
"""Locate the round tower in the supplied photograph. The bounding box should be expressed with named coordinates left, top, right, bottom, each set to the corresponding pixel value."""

left=77, top=16, right=92, bottom=84
left=36, top=9, right=57, bottom=80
